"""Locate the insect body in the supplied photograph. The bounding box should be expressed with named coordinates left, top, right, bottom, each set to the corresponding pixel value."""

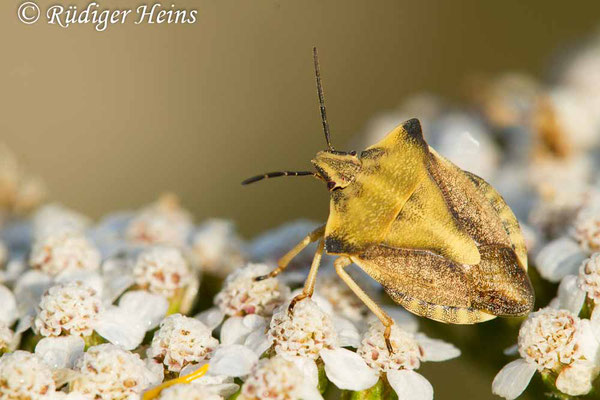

left=243, top=48, right=534, bottom=351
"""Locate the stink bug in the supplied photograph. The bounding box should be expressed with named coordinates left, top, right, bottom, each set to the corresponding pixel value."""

left=243, top=48, right=534, bottom=352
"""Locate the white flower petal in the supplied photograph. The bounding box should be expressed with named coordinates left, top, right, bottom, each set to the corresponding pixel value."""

left=145, top=358, right=165, bottom=386
left=579, top=319, right=600, bottom=364
left=286, top=356, right=319, bottom=387
left=54, top=271, right=104, bottom=299
left=555, top=360, right=595, bottom=396
left=101, top=258, right=135, bottom=303
left=332, top=316, right=360, bottom=348
left=118, top=290, right=168, bottom=330
left=320, top=348, right=379, bottom=391
left=94, top=306, right=146, bottom=350
left=591, top=306, right=600, bottom=337
left=209, top=344, right=258, bottom=377
left=492, top=359, right=537, bottom=400
left=242, top=314, right=267, bottom=330
left=290, top=290, right=334, bottom=315
left=554, top=275, right=586, bottom=314
left=13, top=270, right=52, bottom=317
left=535, top=238, right=587, bottom=282
left=35, top=336, right=84, bottom=369
left=244, top=328, right=271, bottom=356
left=387, top=369, right=433, bottom=400
left=297, top=384, right=324, bottom=400
left=201, top=383, right=240, bottom=398
left=220, top=316, right=252, bottom=345
left=0, top=284, right=18, bottom=326
left=195, top=308, right=225, bottom=331
left=104, top=275, right=135, bottom=305
left=415, top=334, right=461, bottom=362
left=15, top=315, right=32, bottom=334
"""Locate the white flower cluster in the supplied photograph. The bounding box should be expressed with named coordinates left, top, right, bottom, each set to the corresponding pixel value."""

left=190, top=219, right=246, bottom=276
left=159, top=382, right=224, bottom=400
left=268, top=298, right=338, bottom=359
left=494, top=306, right=600, bottom=399
left=215, top=263, right=288, bottom=317
left=148, top=314, right=219, bottom=372
left=133, top=246, right=192, bottom=298
left=126, top=193, right=193, bottom=247
left=0, top=143, right=45, bottom=216
left=357, top=322, right=421, bottom=372
left=0, top=351, right=56, bottom=400
left=71, top=343, right=159, bottom=398
left=29, top=230, right=100, bottom=276
left=578, top=253, right=600, bottom=304
left=34, top=281, right=103, bottom=337
left=239, top=356, right=317, bottom=400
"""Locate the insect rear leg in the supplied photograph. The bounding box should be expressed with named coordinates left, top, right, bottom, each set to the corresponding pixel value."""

left=255, top=225, right=325, bottom=281
left=288, top=239, right=324, bottom=314
left=334, top=256, right=395, bottom=354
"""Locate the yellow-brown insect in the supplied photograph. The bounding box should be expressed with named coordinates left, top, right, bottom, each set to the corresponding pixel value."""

left=243, top=48, right=534, bottom=351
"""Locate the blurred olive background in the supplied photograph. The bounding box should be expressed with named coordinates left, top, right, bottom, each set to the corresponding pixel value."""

left=1, top=1, right=599, bottom=398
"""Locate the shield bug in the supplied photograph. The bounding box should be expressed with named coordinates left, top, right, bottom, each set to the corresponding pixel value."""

left=242, top=48, right=534, bottom=352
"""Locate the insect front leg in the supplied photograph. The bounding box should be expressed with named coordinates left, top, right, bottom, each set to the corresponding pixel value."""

left=288, top=239, right=324, bottom=314
left=255, top=224, right=325, bottom=281
left=334, top=256, right=395, bottom=354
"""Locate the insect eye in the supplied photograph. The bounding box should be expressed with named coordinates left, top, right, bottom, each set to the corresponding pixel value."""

left=327, top=181, right=336, bottom=190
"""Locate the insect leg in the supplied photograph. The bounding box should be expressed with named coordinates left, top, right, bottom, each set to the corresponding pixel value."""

left=334, top=256, right=395, bottom=354
left=288, top=239, right=324, bottom=314
left=255, top=224, right=325, bottom=281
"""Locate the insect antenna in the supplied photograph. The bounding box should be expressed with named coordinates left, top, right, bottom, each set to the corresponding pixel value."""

left=313, top=47, right=334, bottom=151
left=241, top=170, right=318, bottom=185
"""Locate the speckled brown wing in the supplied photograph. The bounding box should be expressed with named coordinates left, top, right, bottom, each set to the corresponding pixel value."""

left=425, top=148, right=529, bottom=270
left=349, top=146, right=534, bottom=323
left=350, top=244, right=534, bottom=324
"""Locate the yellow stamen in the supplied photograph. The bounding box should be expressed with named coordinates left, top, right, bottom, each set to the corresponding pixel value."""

left=142, top=364, right=209, bottom=400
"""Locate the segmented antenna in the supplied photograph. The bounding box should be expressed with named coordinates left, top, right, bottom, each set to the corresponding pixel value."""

left=313, top=47, right=333, bottom=150
left=241, top=171, right=316, bottom=185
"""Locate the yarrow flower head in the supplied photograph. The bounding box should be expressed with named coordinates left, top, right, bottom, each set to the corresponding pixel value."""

left=0, top=143, right=46, bottom=216
left=32, top=203, right=91, bottom=241
left=126, top=193, right=193, bottom=247
left=573, top=204, right=600, bottom=252
left=215, top=263, right=288, bottom=317
left=268, top=297, right=337, bottom=360
left=70, top=343, right=159, bottom=399
left=357, top=322, right=422, bottom=372
left=315, top=274, right=369, bottom=323
left=34, top=281, right=103, bottom=338
left=29, top=230, right=101, bottom=276
left=239, top=355, right=321, bottom=400
left=0, top=323, right=14, bottom=352
left=133, top=246, right=193, bottom=298
left=158, top=382, right=224, bottom=400
left=493, top=307, right=600, bottom=399
left=148, top=313, right=219, bottom=373
left=578, top=253, right=600, bottom=304
left=314, top=318, right=458, bottom=398
left=190, top=219, right=247, bottom=276
left=518, top=308, right=583, bottom=371
left=0, top=351, right=56, bottom=400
